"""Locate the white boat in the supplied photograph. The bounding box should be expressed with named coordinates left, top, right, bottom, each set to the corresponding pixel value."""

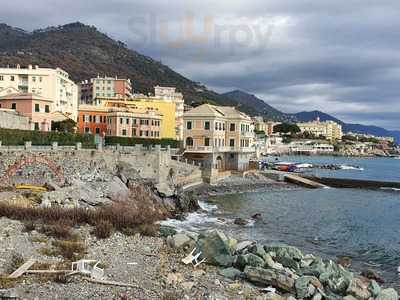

left=296, top=163, right=314, bottom=169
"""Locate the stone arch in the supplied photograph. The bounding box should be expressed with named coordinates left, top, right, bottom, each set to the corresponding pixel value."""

left=216, top=155, right=224, bottom=170
left=0, top=154, right=65, bottom=187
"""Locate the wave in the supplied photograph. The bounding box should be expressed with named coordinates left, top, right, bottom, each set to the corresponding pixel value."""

left=198, top=201, right=218, bottom=212
left=380, top=187, right=400, bottom=192
left=340, top=165, right=364, bottom=171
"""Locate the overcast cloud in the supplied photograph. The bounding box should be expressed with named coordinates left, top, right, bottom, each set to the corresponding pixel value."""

left=1, top=0, right=399, bottom=129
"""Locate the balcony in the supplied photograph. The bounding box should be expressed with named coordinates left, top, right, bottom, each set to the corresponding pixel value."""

left=185, top=146, right=255, bottom=153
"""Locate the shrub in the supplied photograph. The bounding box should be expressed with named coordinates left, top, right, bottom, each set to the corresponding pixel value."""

left=53, top=239, right=86, bottom=260
left=137, top=224, right=160, bottom=237
left=93, top=220, right=114, bottom=239
left=23, top=221, right=36, bottom=232
left=44, top=220, right=73, bottom=239
left=0, top=128, right=95, bottom=148
left=105, top=136, right=181, bottom=148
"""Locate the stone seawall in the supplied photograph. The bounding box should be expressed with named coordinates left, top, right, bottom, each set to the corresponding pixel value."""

left=0, top=144, right=203, bottom=195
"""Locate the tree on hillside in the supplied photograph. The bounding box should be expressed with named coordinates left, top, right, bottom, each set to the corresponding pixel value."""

left=273, top=123, right=301, bottom=134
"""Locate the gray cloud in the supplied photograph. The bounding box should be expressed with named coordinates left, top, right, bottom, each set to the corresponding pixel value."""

left=1, top=0, right=400, bottom=130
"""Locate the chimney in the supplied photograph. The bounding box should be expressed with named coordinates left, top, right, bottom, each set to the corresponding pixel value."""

left=35, top=65, right=39, bottom=69
left=28, top=64, right=33, bottom=70
left=17, top=64, right=20, bottom=69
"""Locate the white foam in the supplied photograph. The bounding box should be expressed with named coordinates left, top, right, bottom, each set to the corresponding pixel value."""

left=198, top=201, right=218, bottom=212
left=340, top=165, right=364, bottom=171
left=380, top=187, right=400, bottom=192
left=160, top=211, right=221, bottom=231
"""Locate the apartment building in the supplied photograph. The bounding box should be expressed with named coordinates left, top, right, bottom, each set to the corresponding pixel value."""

left=77, top=105, right=108, bottom=135
left=100, top=98, right=177, bottom=140
left=0, top=93, right=57, bottom=131
left=106, top=108, right=162, bottom=139
left=253, top=116, right=280, bottom=135
left=153, top=86, right=184, bottom=140
left=183, top=104, right=255, bottom=171
left=77, top=105, right=162, bottom=139
left=78, top=76, right=133, bottom=104
left=297, top=117, right=343, bottom=141
left=0, top=65, right=78, bottom=120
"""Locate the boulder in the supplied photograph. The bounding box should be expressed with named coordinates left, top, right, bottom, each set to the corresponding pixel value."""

left=250, top=244, right=267, bottom=259
left=361, top=268, right=384, bottom=284
left=168, top=233, right=192, bottom=248
left=264, top=253, right=284, bottom=270
left=236, top=253, right=264, bottom=269
left=196, top=230, right=234, bottom=267
left=234, top=218, right=249, bottom=226
left=264, top=293, right=286, bottom=300
left=159, top=226, right=177, bottom=237
left=264, top=245, right=304, bottom=262
left=251, top=213, right=263, bottom=220
left=343, top=296, right=358, bottom=300
left=338, top=256, right=352, bottom=268
left=105, top=176, right=130, bottom=201
left=244, top=266, right=296, bottom=293
left=318, top=260, right=353, bottom=295
left=376, top=288, right=398, bottom=300
left=235, top=241, right=254, bottom=254
left=295, top=276, right=322, bottom=299
left=219, top=267, right=242, bottom=280
left=368, top=280, right=381, bottom=298
left=346, top=276, right=371, bottom=300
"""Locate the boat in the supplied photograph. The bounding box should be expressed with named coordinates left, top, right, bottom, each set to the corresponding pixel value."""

left=273, top=162, right=297, bottom=172
left=295, top=163, right=314, bottom=169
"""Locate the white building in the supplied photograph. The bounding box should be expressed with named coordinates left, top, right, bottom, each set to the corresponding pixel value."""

left=0, top=65, right=78, bottom=120
left=297, top=117, right=343, bottom=141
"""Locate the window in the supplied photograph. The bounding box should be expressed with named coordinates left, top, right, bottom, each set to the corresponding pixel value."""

left=230, top=139, right=235, bottom=147
left=204, top=137, right=210, bottom=146
left=45, top=105, right=49, bottom=113
left=122, top=129, right=127, bottom=136
left=120, top=118, right=123, bottom=124
left=39, top=77, right=42, bottom=82
left=11, top=103, right=16, bottom=110
left=215, top=122, right=218, bottom=130
left=10, top=76, right=14, bottom=81
left=204, top=121, right=210, bottom=130
left=95, top=128, right=100, bottom=134
left=35, top=104, right=40, bottom=112
left=85, top=127, right=90, bottom=133
left=126, top=118, right=129, bottom=125
left=0, top=76, right=3, bottom=81
left=186, top=137, right=194, bottom=146
left=89, top=115, right=93, bottom=122
left=230, top=123, right=235, bottom=131
left=32, top=76, right=36, bottom=82
left=186, top=121, right=192, bottom=130
left=34, top=123, right=39, bottom=131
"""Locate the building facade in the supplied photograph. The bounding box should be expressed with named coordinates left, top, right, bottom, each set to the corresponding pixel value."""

left=77, top=105, right=162, bottom=139
left=0, top=93, right=60, bottom=131
left=0, top=65, right=78, bottom=120
left=297, top=118, right=343, bottom=141
left=100, top=98, right=176, bottom=140
left=183, top=104, right=255, bottom=171
left=153, top=86, right=185, bottom=140
left=0, top=109, right=31, bottom=130
left=78, top=76, right=133, bottom=104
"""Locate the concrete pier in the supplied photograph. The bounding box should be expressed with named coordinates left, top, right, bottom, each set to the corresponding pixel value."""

left=303, top=175, right=400, bottom=190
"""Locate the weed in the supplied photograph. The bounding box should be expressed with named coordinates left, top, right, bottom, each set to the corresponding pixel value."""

left=93, top=220, right=114, bottom=239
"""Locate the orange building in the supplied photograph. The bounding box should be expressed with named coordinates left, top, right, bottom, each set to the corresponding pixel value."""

left=77, top=105, right=108, bottom=135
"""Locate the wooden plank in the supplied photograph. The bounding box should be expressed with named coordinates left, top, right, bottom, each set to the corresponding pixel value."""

left=26, top=270, right=71, bottom=274
left=8, top=258, right=36, bottom=279
left=85, top=277, right=138, bottom=288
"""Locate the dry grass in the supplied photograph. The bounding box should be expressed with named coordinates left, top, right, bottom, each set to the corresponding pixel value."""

left=52, top=238, right=86, bottom=260
left=0, top=275, right=17, bottom=289
left=93, top=220, right=114, bottom=239
left=0, top=187, right=165, bottom=238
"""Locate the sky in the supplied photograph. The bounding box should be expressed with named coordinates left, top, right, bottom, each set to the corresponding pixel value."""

left=1, top=0, right=400, bottom=130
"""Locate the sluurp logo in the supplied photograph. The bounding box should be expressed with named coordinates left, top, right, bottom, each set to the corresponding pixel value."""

left=127, top=12, right=276, bottom=62
left=0, top=155, right=65, bottom=187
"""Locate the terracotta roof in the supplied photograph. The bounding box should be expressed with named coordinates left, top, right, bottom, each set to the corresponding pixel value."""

left=0, top=92, right=52, bottom=102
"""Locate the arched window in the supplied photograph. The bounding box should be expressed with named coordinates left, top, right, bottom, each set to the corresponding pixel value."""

left=186, top=137, right=194, bottom=146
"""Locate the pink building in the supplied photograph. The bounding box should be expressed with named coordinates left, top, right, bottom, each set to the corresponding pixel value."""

left=0, top=93, right=54, bottom=131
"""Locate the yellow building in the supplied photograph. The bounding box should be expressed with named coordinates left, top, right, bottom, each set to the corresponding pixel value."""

left=297, top=117, right=343, bottom=141
left=99, top=98, right=177, bottom=140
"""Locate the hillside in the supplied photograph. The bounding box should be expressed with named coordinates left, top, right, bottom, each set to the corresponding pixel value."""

left=294, top=110, right=400, bottom=143
left=0, top=22, right=238, bottom=107
left=221, top=90, right=294, bottom=121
